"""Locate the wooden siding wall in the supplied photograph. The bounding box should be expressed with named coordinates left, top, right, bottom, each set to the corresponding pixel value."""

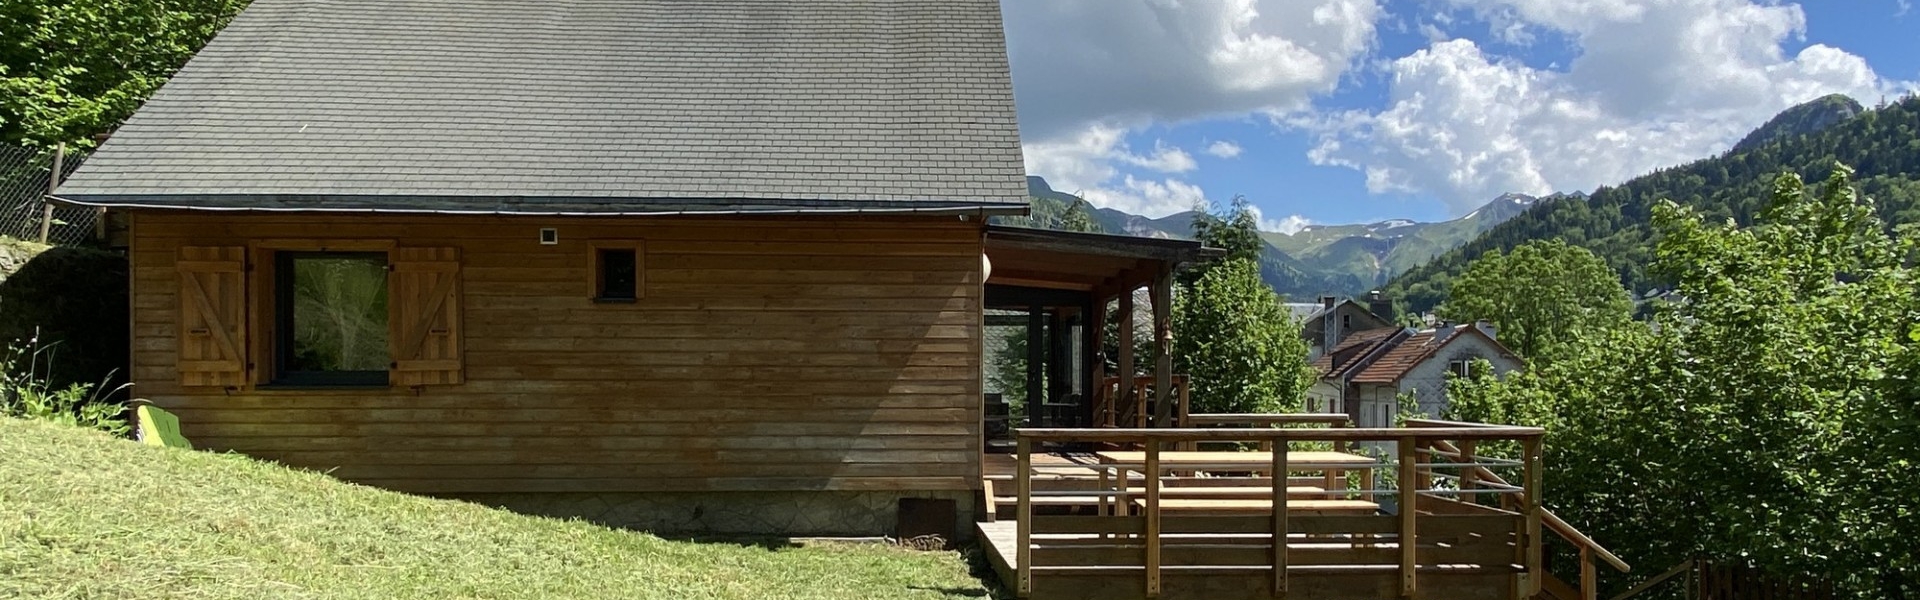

left=130, top=212, right=984, bottom=495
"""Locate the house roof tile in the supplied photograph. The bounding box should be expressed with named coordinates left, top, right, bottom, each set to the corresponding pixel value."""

left=56, top=0, right=1029, bottom=215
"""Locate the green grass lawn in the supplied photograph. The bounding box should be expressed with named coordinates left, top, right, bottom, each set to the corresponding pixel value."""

left=0, top=418, right=996, bottom=599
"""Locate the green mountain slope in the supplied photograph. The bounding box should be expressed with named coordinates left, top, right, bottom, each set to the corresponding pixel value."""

left=1384, top=94, right=1920, bottom=314
left=1259, top=191, right=1551, bottom=288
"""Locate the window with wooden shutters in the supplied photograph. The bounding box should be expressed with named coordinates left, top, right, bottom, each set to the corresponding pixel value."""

left=388, top=247, right=464, bottom=385
left=177, top=246, right=248, bottom=387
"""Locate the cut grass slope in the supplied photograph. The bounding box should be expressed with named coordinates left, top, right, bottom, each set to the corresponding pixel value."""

left=0, top=418, right=993, bottom=599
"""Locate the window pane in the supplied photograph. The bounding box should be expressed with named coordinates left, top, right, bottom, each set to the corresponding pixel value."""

left=289, top=254, right=389, bottom=372
left=599, top=249, right=637, bottom=299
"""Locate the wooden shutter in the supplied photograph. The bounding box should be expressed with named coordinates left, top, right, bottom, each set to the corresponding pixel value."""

left=389, top=247, right=464, bottom=385
left=176, top=246, right=248, bottom=387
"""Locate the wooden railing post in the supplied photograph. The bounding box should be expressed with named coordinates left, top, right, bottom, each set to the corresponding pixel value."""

left=1017, top=436, right=1032, bottom=598
left=1524, top=436, right=1544, bottom=597
left=1145, top=441, right=1161, bottom=598
left=1458, top=439, right=1477, bottom=503
left=1273, top=443, right=1289, bottom=598
left=1398, top=436, right=1418, bottom=598
left=1581, top=546, right=1598, bottom=600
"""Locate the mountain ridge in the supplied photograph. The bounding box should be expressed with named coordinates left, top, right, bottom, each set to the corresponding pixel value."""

left=1383, top=93, right=1920, bottom=314
left=1016, top=175, right=1537, bottom=299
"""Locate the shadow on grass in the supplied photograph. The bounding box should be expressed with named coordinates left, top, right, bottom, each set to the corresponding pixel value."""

left=649, top=534, right=803, bottom=551
left=958, top=543, right=1014, bottom=599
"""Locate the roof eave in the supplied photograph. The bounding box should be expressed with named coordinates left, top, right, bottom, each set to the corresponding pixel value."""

left=49, top=194, right=1032, bottom=218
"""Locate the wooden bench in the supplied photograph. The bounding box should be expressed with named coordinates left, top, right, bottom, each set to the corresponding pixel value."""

left=1133, top=497, right=1380, bottom=516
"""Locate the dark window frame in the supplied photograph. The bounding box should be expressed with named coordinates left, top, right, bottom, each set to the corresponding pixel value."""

left=586, top=240, right=645, bottom=303
left=595, top=248, right=639, bottom=302
left=270, top=251, right=392, bottom=387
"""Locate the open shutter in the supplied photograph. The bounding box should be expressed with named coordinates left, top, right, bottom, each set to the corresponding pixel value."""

left=389, top=247, right=463, bottom=385
left=177, top=246, right=247, bottom=387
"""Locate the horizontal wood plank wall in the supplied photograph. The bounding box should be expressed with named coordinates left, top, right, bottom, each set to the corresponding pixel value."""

left=130, top=212, right=984, bottom=494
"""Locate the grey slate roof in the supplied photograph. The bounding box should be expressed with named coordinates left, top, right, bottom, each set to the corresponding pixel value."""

left=56, top=0, right=1029, bottom=215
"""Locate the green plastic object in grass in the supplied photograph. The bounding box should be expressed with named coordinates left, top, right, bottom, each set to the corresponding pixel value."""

left=134, top=403, right=191, bottom=449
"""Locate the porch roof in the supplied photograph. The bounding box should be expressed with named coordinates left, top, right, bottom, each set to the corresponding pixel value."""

left=983, top=225, right=1223, bottom=295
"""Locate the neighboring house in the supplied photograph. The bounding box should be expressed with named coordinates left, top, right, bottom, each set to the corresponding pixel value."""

left=50, top=0, right=1213, bottom=539
left=1307, top=322, right=1523, bottom=428
left=1287, top=291, right=1394, bottom=361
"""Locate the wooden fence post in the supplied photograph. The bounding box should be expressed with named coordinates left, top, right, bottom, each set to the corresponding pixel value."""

left=1016, top=436, right=1032, bottom=598
left=39, top=143, right=63, bottom=244
left=1523, top=436, right=1544, bottom=597
left=1273, top=445, right=1289, bottom=598
left=1145, top=441, right=1161, bottom=598
left=1399, top=436, right=1418, bottom=598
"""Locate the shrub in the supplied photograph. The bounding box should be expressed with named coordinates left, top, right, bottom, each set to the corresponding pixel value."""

left=1, top=336, right=129, bottom=436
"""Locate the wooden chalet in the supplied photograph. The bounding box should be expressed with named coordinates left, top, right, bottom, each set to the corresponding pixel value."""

left=53, top=0, right=1630, bottom=597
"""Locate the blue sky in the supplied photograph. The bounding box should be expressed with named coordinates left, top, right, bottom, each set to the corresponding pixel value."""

left=1001, top=0, right=1919, bottom=230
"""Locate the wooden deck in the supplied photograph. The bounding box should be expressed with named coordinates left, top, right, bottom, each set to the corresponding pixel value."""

left=982, top=422, right=1561, bottom=600
left=977, top=517, right=1520, bottom=600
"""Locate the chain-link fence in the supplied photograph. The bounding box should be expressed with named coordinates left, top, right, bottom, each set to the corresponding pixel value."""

left=1, top=144, right=95, bottom=246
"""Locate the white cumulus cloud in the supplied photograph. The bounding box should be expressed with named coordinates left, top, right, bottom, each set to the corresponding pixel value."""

left=1305, top=0, right=1910, bottom=214
left=1206, top=140, right=1245, bottom=158
left=1250, top=205, right=1313, bottom=234
left=1006, top=0, right=1383, bottom=219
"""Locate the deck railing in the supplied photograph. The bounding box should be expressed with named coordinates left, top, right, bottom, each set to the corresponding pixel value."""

left=1405, top=419, right=1631, bottom=600
left=1184, top=412, right=1352, bottom=452
left=1013, top=422, right=1547, bottom=599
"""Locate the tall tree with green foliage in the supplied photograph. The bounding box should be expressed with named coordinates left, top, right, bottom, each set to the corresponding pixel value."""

left=1173, top=258, right=1314, bottom=414
left=1186, top=195, right=1264, bottom=279
left=2, top=0, right=250, bottom=146
left=1447, top=164, right=1919, bottom=598
left=1436, top=239, right=1631, bottom=363
left=1171, top=197, right=1313, bottom=413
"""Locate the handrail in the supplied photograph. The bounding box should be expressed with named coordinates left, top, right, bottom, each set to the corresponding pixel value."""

left=1186, top=412, right=1351, bottom=426
left=1421, top=437, right=1631, bottom=574
left=1018, top=426, right=1544, bottom=441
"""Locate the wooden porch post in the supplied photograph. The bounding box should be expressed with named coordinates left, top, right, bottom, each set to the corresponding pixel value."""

left=1117, top=288, right=1135, bottom=427
left=1150, top=265, right=1174, bottom=428
left=1026, top=307, right=1043, bottom=424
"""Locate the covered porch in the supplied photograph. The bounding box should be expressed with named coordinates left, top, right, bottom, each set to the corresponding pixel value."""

left=980, top=225, right=1222, bottom=449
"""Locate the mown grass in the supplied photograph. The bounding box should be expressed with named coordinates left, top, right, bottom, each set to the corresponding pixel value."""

left=0, top=418, right=995, bottom=599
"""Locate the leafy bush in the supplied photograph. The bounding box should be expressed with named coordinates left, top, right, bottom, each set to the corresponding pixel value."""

left=1, top=336, right=128, bottom=436
left=1446, top=165, right=1920, bottom=597
left=0, top=245, right=130, bottom=396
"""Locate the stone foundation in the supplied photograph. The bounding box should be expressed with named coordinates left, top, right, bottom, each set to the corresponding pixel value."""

left=445, top=490, right=977, bottom=539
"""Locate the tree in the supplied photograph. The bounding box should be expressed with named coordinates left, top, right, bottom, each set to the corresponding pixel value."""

left=2, top=0, right=250, bottom=147
left=1447, top=165, right=1920, bottom=598
left=1436, top=239, right=1631, bottom=363
left=1172, top=259, right=1314, bottom=414
left=1185, top=195, right=1263, bottom=283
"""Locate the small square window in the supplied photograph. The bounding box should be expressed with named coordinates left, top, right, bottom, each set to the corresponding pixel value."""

left=273, top=252, right=390, bottom=386
left=588, top=241, right=644, bottom=303
left=597, top=249, right=637, bottom=301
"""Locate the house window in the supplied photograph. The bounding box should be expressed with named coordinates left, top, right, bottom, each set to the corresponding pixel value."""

left=1448, top=359, right=1475, bottom=378
left=273, top=252, right=390, bottom=386
left=588, top=241, right=644, bottom=302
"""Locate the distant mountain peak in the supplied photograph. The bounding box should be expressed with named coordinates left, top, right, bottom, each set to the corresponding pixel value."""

left=1731, top=94, right=1864, bottom=153
left=1018, top=175, right=1537, bottom=299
